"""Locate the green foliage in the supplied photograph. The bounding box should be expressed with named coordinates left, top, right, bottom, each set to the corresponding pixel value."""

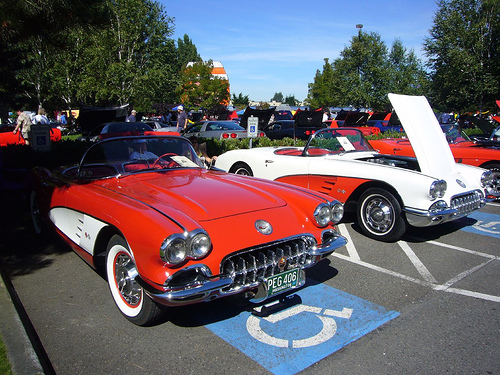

left=178, top=60, right=230, bottom=111
left=308, top=32, right=428, bottom=110
left=424, top=0, right=500, bottom=112
left=231, top=92, right=250, bottom=106
left=202, top=137, right=306, bottom=156
left=0, top=338, right=12, bottom=375
left=176, top=34, right=202, bottom=72
left=271, top=92, right=284, bottom=102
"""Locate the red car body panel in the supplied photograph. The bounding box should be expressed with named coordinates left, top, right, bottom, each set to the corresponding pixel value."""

left=31, top=135, right=347, bottom=312
left=0, top=124, right=62, bottom=146
left=369, top=137, right=500, bottom=170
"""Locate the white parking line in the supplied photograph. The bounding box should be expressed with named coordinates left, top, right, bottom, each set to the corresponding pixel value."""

left=397, top=241, right=437, bottom=283
left=338, top=224, right=360, bottom=260
left=332, top=229, right=500, bottom=304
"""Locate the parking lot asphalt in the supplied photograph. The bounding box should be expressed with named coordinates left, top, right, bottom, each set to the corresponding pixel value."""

left=0, top=185, right=499, bottom=374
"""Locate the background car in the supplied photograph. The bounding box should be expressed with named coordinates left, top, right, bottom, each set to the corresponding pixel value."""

left=183, top=120, right=265, bottom=140
left=30, top=134, right=346, bottom=326
left=142, top=120, right=179, bottom=132
left=263, top=109, right=326, bottom=140
left=0, top=122, right=62, bottom=146
left=216, top=94, right=498, bottom=242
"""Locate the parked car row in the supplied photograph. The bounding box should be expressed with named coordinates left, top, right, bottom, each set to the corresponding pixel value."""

left=23, top=94, right=500, bottom=327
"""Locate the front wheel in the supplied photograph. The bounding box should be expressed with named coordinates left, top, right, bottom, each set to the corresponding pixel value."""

left=230, top=162, right=253, bottom=176
left=106, top=235, right=164, bottom=326
left=357, top=188, right=407, bottom=242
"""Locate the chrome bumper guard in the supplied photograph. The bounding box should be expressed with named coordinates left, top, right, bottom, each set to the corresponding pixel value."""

left=404, top=190, right=486, bottom=227
left=138, top=232, right=347, bottom=307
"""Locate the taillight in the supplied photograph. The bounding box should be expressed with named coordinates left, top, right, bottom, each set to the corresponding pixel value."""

left=222, top=133, right=229, bottom=139
left=230, top=133, right=237, bottom=138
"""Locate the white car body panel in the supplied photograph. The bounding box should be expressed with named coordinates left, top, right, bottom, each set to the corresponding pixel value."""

left=215, top=94, right=491, bottom=238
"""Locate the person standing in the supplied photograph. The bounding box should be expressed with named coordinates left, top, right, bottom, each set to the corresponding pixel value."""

left=176, top=105, right=188, bottom=132
left=34, top=108, right=49, bottom=124
left=13, top=108, right=32, bottom=145
left=127, top=109, right=137, bottom=122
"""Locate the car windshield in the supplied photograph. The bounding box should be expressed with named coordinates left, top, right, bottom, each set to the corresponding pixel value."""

left=440, top=124, right=471, bottom=143
left=205, top=121, right=244, bottom=131
left=75, top=136, right=204, bottom=179
left=305, top=128, right=375, bottom=155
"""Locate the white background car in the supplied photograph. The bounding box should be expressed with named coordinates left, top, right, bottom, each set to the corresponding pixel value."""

left=216, top=94, right=497, bottom=242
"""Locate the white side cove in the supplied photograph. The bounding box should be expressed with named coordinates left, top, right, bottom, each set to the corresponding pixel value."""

left=49, top=207, right=107, bottom=255
left=389, top=93, right=457, bottom=176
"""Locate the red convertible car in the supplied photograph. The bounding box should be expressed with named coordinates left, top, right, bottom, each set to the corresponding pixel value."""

left=0, top=123, right=62, bottom=146
left=30, top=135, right=346, bottom=325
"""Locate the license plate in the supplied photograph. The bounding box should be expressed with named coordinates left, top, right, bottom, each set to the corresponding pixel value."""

left=266, top=268, right=300, bottom=297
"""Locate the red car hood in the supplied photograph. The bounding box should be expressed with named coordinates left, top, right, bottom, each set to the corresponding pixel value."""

left=110, top=169, right=287, bottom=222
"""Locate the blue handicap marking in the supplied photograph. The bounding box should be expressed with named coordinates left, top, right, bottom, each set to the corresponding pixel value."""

left=205, top=282, right=399, bottom=375
left=461, top=211, right=500, bottom=239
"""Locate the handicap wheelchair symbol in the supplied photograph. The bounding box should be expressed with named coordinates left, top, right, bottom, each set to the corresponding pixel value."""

left=246, top=303, right=353, bottom=348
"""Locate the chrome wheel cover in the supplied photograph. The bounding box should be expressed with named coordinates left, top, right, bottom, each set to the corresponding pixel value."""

left=362, top=194, right=395, bottom=234
left=234, top=166, right=251, bottom=175
left=114, top=253, right=141, bottom=307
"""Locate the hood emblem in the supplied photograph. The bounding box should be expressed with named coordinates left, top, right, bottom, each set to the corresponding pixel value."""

left=255, top=220, right=272, bottom=235
left=456, top=179, right=466, bottom=188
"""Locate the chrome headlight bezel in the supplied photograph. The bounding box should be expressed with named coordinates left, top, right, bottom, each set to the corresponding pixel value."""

left=330, top=201, right=344, bottom=224
left=314, top=203, right=332, bottom=227
left=429, top=179, right=447, bottom=200
left=480, top=170, right=494, bottom=188
left=160, top=229, right=212, bottom=265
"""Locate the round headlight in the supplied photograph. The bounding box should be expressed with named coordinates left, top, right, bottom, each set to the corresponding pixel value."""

left=160, top=235, right=188, bottom=265
left=330, top=201, right=344, bottom=223
left=314, top=203, right=331, bottom=227
left=429, top=179, right=447, bottom=199
left=481, top=170, right=493, bottom=187
left=189, top=232, right=211, bottom=259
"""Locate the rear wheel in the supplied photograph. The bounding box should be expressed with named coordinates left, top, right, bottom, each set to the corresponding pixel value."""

left=357, top=188, right=407, bottom=242
left=230, top=162, right=253, bottom=176
left=106, top=235, right=164, bottom=326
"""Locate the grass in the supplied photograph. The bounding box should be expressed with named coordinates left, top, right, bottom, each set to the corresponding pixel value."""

left=0, top=338, right=13, bottom=375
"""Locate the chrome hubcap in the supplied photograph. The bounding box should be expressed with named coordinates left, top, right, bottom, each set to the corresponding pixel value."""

left=364, top=196, right=394, bottom=234
left=114, top=254, right=141, bottom=306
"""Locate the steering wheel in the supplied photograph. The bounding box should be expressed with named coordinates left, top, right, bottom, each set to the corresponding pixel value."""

left=152, top=153, right=179, bottom=169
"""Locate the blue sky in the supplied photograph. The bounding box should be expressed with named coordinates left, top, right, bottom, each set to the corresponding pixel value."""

left=160, top=0, right=438, bottom=102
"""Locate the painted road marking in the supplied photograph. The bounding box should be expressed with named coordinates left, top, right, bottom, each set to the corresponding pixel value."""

left=333, top=212, right=500, bottom=303
left=461, top=211, right=500, bottom=239
left=205, top=283, right=399, bottom=375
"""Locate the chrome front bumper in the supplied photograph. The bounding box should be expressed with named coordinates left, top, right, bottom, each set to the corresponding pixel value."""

left=404, top=191, right=487, bottom=227
left=137, top=232, right=347, bottom=307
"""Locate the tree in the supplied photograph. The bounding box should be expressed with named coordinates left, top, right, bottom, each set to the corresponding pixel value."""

left=424, top=0, right=500, bottom=112
left=284, top=94, right=299, bottom=106
left=307, top=58, right=337, bottom=108
left=178, top=60, right=230, bottom=112
left=176, top=34, right=201, bottom=72
left=388, top=39, right=428, bottom=97
left=308, top=32, right=429, bottom=110
left=78, top=0, right=177, bottom=110
left=232, top=92, right=250, bottom=106
left=271, top=92, right=284, bottom=102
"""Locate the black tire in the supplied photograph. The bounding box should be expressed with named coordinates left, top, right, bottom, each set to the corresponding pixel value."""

left=106, top=235, right=164, bottom=326
left=230, top=162, right=253, bottom=176
left=30, top=190, right=44, bottom=235
left=357, top=188, right=407, bottom=242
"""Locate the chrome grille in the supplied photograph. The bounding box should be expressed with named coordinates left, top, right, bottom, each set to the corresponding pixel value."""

left=450, top=190, right=483, bottom=216
left=221, top=236, right=315, bottom=291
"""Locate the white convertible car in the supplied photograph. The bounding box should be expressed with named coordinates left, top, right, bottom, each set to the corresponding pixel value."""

left=216, top=94, right=498, bottom=242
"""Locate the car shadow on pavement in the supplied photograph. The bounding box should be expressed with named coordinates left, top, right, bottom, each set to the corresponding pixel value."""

left=0, top=189, right=71, bottom=278
left=159, top=261, right=340, bottom=328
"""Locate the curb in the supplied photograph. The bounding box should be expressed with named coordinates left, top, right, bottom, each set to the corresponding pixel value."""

left=0, top=267, right=53, bottom=374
